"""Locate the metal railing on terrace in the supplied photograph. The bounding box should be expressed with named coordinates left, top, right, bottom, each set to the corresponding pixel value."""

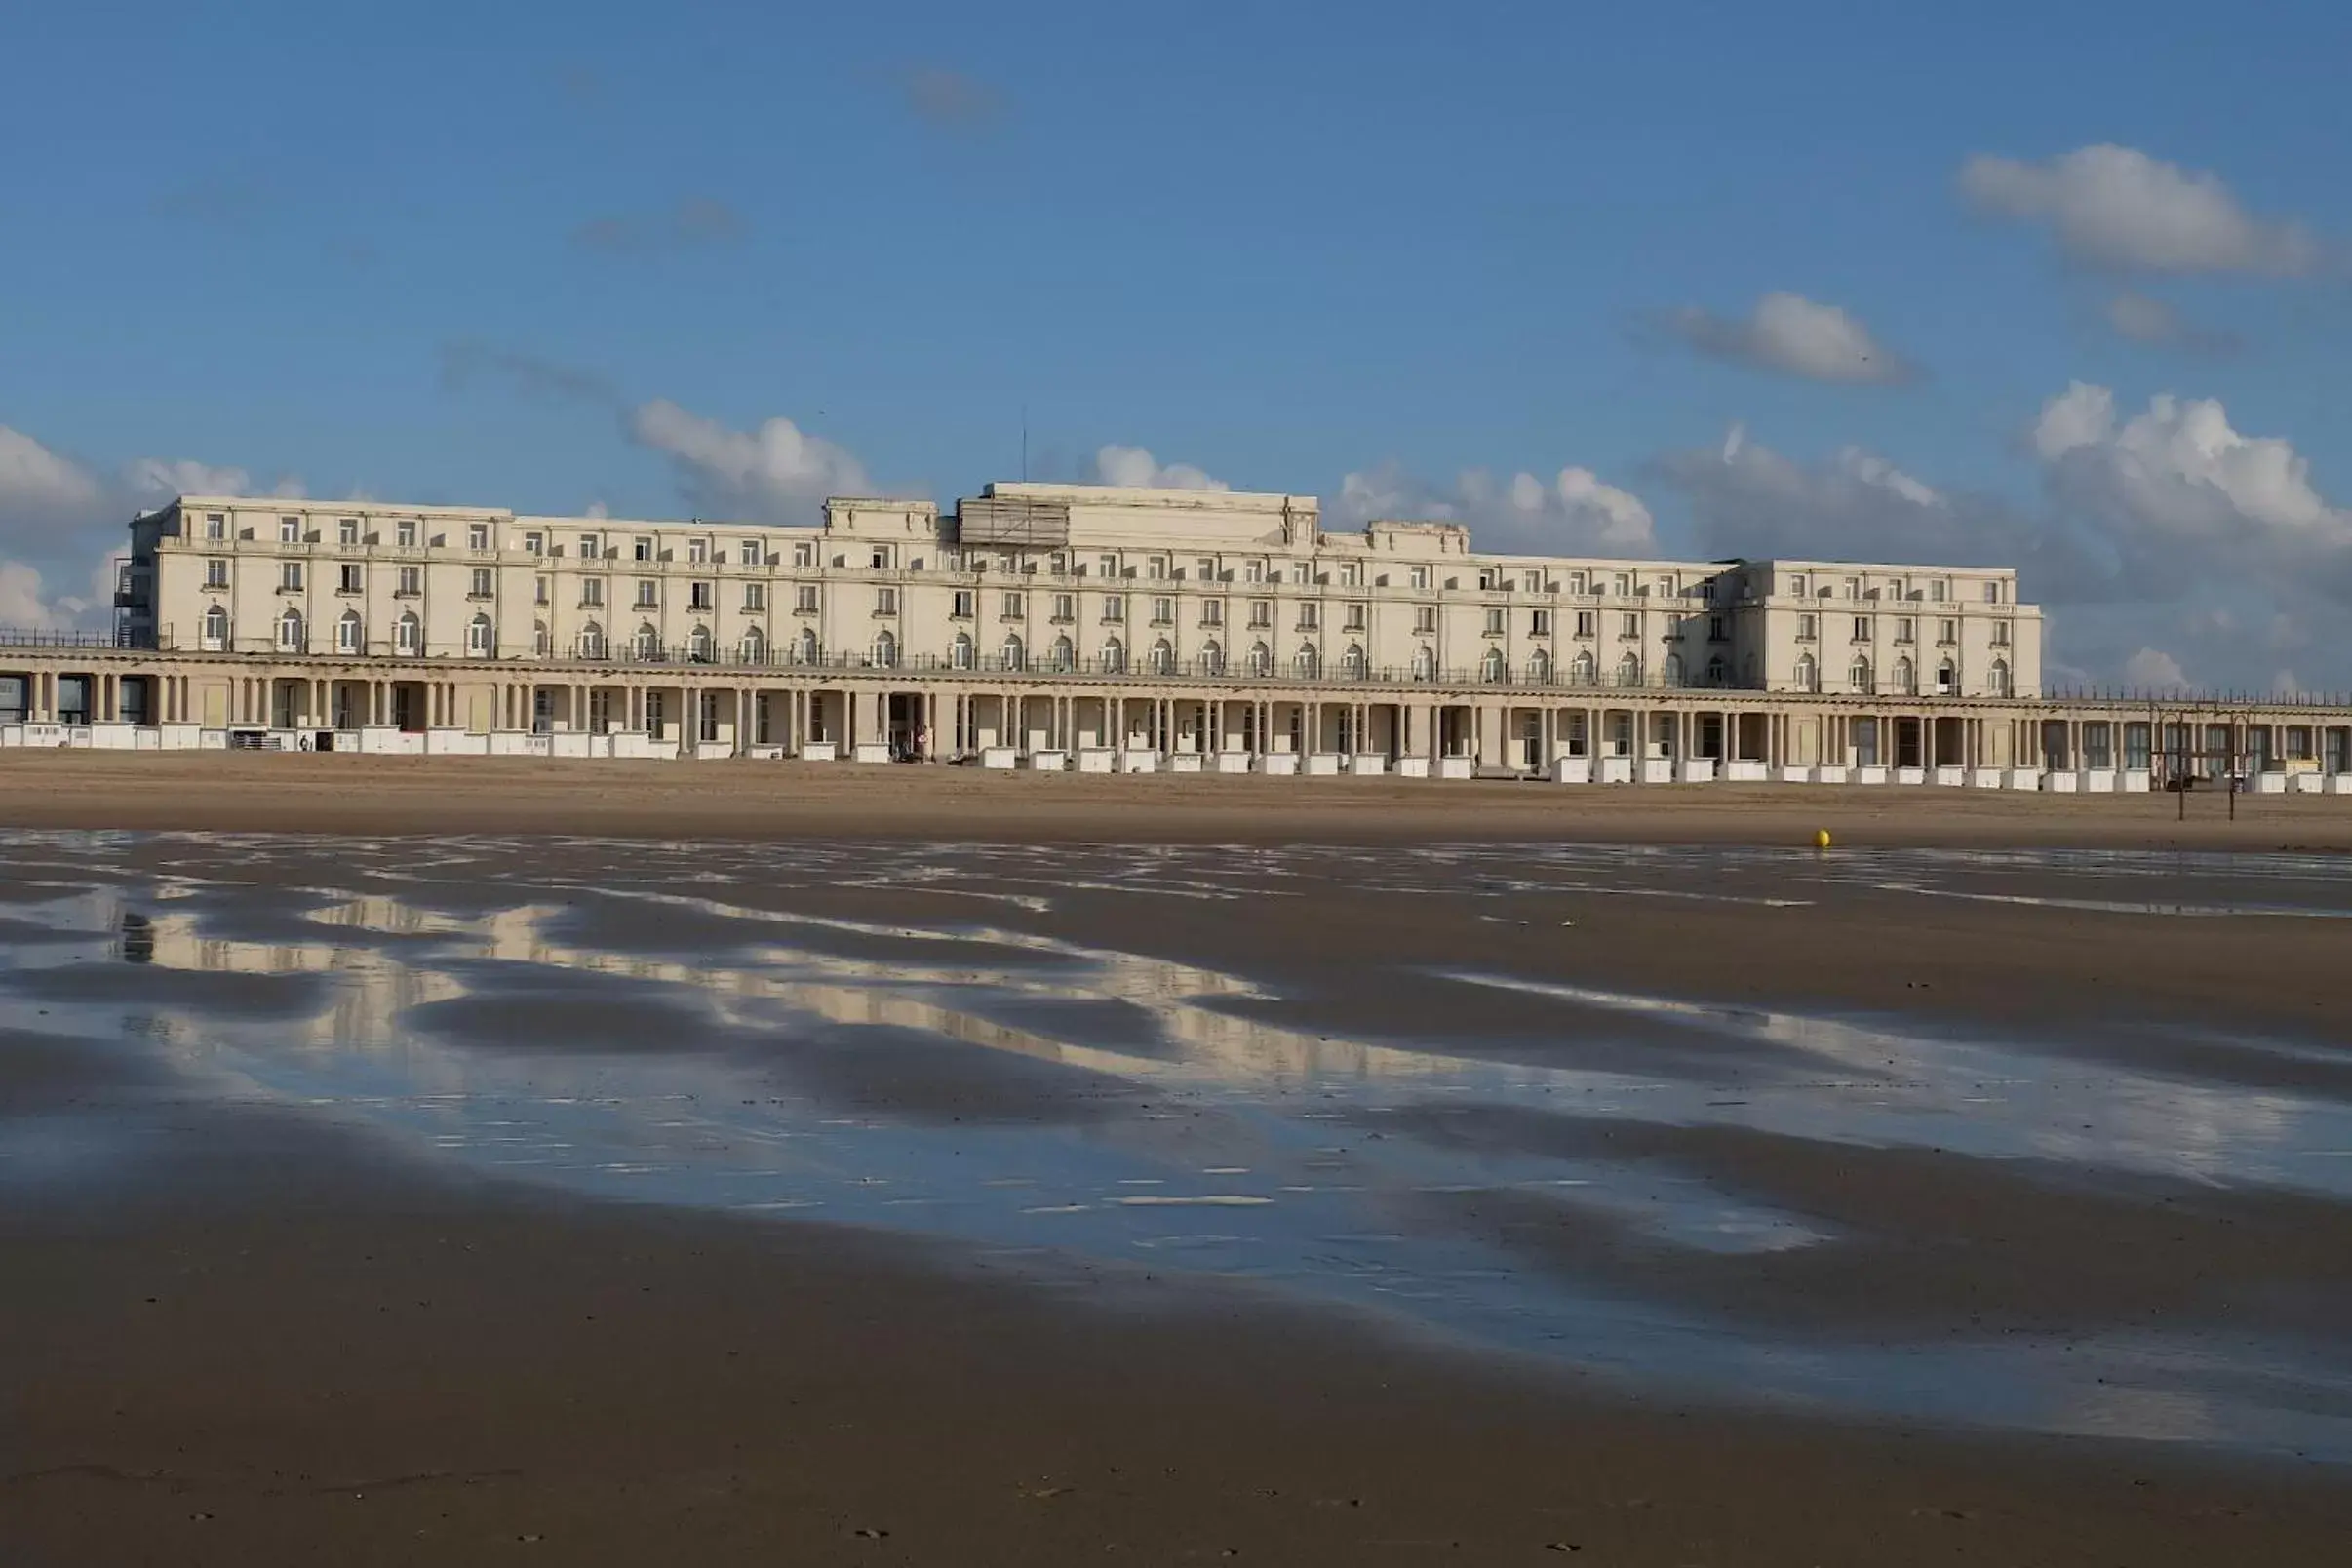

left=0, top=626, right=158, bottom=650
left=2043, top=684, right=2352, bottom=712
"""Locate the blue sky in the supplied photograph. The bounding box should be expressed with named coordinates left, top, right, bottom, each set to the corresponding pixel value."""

left=5, top=0, right=2350, bottom=688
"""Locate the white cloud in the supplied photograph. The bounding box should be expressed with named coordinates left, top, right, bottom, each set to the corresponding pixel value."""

left=1660, top=292, right=1914, bottom=384
left=2122, top=647, right=2190, bottom=691
left=1089, top=445, right=1229, bottom=491
left=1960, top=144, right=2320, bottom=275
left=0, top=426, right=101, bottom=513
left=1331, top=460, right=1655, bottom=555
left=120, top=456, right=305, bottom=500
left=628, top=399, right=874, bottom=524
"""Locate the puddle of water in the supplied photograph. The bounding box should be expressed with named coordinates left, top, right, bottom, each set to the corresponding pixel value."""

left=4, top=831, right=2352, bottom=1463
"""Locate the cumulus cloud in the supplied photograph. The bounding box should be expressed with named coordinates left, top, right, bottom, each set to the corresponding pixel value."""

left=628, top=399, right=875, bottom=523
left=1658, top=292, right=1915, bottom=384
left=1330, top=460, right=1656, bottom=556
left=1089, top=445, right=1229, bottom=491
left=568, top=197, right=748, bottom=255
left=2122, top=647, right=2190, bottom=691
left=897, top=66, right=1004, bottom=131
left=0, top=426, right=126, bottom=629
left=1959, top=144, right=2321, bottom=275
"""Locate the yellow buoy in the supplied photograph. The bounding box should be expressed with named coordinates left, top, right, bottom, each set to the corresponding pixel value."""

left=1814, top=829, right=1832, bottom=850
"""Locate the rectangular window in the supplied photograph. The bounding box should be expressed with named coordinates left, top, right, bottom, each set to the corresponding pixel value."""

left=1529, top=608, right=1550, bottom=635
left=395, top=520, right=418, bottom=547
left=793, top=542, right=814, bottom=568
left=1939, top=618, right=1958, bottom=644
left=534, top=575, right=550, bottom=606
left=338, top=518, right=361, bottom=545
left=1575, top=610, right=1595, bottom=638
left=1245, top=560, right=1266, bottom=584
left=1843, top=577, right=1860, bottom=599
left=577, top=534, right=600, bottom=559
left=2124, top=723, right=2152, bottom=771
left=1298, top=603, right=1321, bottom=631
left=1613, top=573, right=1631, bottom=597
left=1621, top=613, right=1639, bottom=638
left=205, top=513, right=226, bottom=540
left=338, top=564, right=363, bottom=594
left=471, top=568, right=493, bottom=598
left=1000, top=591, right=1025, bottom=619
left=2085, top=723, right=2114, bottom=770
left=1052, top=593, right=1075, bottom=622
left=1147, top=555, right=1168, bottom=579
left=1414, top=606, right=1436, bottom=634
left=280, top=561, right=304, bottom=591
left=1983, top=581, right=2001, bottom=603
left=468, top=524, right=490, bottom=550
left=1896, top=617, right=1914, bottom=643
left=1341, top=562, right=1363, bottom=588
left=398, top=566, right=421, bottom=596
left=1932, top=579, right=1948, bottom=602
left=634, top=537, right=653, bottom=562
left=1249, top=599, right=1272, bottom=628
left=1346, top=602, right=1368, bottom=631
left=1483, top=608, right=1506, bottom=635
left=688, top=538, right=709, bottom=564
left=1101, top=594, right=1124, bottom=621
left=795, top=585, right=818, bottom=613
left=1200, top=601, right=1223, bottom=627
left=1991, top=622, right=2011, bottom=646
left=1707, top=614, right=1726, bottom=641
left=1099, top=555, right=1118, bottom=578
left=1797, top=613, right=1817, bottom=640
left=740, top=539, right=761, bottom=566
left=1410, top=566, right=1430, bottom=590
left=580, top=579, right=605, bottom=608
left=1522, top=569, right=1542, bottom=593
left=687, top=581, right=712, bottom=610
left=1196, top=557, right=1215, bottom=580
left=1152, top=597, right=1174, bottom=624
left=204, top=559, right=229, bottom=588
left=1853, top=615, right=1871, bottom=642
left=876, top=586, right=899, bottom=615
left=1478, top=568, right=1499, bottom=591
left=635, top=580, right=658, bottom=608
left=523, top=531, right=543, bottom=555
left=742, top=582, right=764, bottom=610
left=952, top=590, right=974, bottom=618
left=280, top=516, right=301, bottom=543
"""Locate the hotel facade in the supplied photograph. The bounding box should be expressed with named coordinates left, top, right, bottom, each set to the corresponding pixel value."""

left=7, top=481, right=2347, bottom=789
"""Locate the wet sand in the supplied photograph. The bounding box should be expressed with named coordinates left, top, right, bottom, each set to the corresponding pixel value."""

left=3, top=748, right=2351, bottom=848
left=6, top=830, right=2352, bottom=1562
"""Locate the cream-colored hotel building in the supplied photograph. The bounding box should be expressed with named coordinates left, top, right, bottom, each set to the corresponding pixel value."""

left=10, top=481, right=2347, bottom=790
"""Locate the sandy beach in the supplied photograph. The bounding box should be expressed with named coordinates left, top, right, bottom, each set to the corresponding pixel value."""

left=3, top=769, right=2351, bottom=1564
left=1, top=749, right=2349, bottom=849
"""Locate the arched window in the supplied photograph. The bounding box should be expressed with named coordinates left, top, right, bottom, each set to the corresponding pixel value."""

left=395, top=611, right=420, bottom=656
left=797, top=627, right=819, bottom=665
left=871, top=629, right=898, bottom=668
left=1525, top=647, right=1550, bottom=683
left=1247, top=641, right=1272, bottom=676
left=1989, top=658, right=2011, bottom=697
left=1705, top=654, right=1727, bottom=686
left=1616, top=651, right=1641, bottom=686
left=687, top=624, right=713, bottom=662
left=1003, top=633, right=1028, bottom=671
left=1894, top=656, right=1914, bottom=694
left=579, top=621, right=607, bottom=659
left=1201, top=641, right=1225, bottom=676
left=1341, top=643, right=1367, bottom=678
left=1936, top=659, right=1956, bottom=694
left=1794, top=653, right=1818, bottom=692
left=1294, top=644, right=1319, bottom=679
left=1479, top=647, right=1505, bottom=682
left=1664, top=653, right=1685, bottom=686
left=335, top=609, right=363, bottom=653
left=532, top=620, right=550, bottom=658
left=202, top=603, right=229, bottom=650
left=1412, top=646, right=1435, bottom=681
left=950, top=632, right=973, bottom=670
left=738, top=625, right=765, bottom=664
left=1103, top=637, right=1126, bottom=674
left=1148, top=638, right=1173, bottom=674
left=466, top=613, right=494, bottom=657
left=635, top=622, right=660, bottom=658
left=1848, top=656, right=1872, bottom=693
left=1571, top=649, right=1596, bottom=685
left=277, top=608, right=305, bottom=651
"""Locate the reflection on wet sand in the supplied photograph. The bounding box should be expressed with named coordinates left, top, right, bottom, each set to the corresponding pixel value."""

left=4, top=830, right=2352, bottom=1463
